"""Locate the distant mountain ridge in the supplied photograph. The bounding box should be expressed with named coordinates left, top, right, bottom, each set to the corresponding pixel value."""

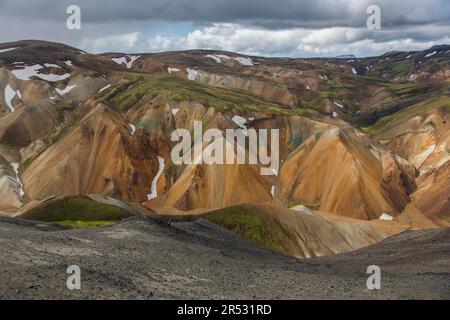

left=334, top=54, right=357, bottom=59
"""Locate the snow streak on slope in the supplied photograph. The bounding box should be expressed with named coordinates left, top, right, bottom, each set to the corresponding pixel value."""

left=4, top=84, right=18, bottom=112
left=205, top=54, right=232, bottom=63
left=147, top=156, right=165, bottom=200
left=334, top=101, right=345, bottom=108
left=206, top=54, right=221, bottom=63
left=129, top=124, right=136, bottom=135
left=0, top=47, right=17, bottom=53
left=56, top=84, right=77, bottom=96
left=98, top=84, right=111, bottom=93
left=44, top=63, right=61, bottom=68
left=112, top=55, right=141, bottom=69
left=11, top=163, right=24, bottom=198
left=233, top=57, right=254, bottom=66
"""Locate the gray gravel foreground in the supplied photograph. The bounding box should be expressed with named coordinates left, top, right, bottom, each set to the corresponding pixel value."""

left=0, top=216, right=449, bottom=299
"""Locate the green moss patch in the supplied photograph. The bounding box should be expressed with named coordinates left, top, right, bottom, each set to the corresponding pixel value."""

left=19, top=195, right=137, bottom=222
left=204, top=204, right=284, bottom=252
left=98, top=75, right=297, bottom=115
left=53, top=220, right=118, bottom=228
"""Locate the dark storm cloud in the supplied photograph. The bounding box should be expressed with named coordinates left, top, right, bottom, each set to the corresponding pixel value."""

left=1, top=0, right=449, bottom=28
left=2, top=0, right=343, bottom=25
left=0, top=0, right=449, bottom=57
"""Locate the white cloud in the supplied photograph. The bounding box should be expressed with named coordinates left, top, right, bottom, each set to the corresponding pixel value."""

left=79, top=23, right=450, bottom=57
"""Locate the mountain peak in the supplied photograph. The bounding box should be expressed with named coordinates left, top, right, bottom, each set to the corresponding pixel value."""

left=429, top=44, right=450, bottom=51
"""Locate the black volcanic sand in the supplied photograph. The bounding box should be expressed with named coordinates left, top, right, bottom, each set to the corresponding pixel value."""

left=0, top=216, right=448, bottom=299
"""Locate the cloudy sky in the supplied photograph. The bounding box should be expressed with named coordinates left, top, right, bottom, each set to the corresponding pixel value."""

left=0, top=0, right=449, bottom=57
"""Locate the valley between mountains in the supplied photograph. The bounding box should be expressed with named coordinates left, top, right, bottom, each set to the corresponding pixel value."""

left=0, top=40, right=449, bottom=298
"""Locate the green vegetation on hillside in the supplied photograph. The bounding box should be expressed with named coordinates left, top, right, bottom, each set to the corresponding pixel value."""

left=369, top=61, right=413, bottom=78
left=19, top=196, right=137, bottom=223
left=48, top=104, right=89, bottom=146
left=154, top=204, right=291, bottom=253
left=389, top=83, right=431, bottom=97
left=98, top=75, right=298, bottom=115
left=361, top=95, right=450, bottom=136
left=53, top=220, right=118, bottom=228
left=285, top=199, right=320, bottom=209
left=204, top=205, right=283, bottom=252
left=347, top=83, right=448, bottom=128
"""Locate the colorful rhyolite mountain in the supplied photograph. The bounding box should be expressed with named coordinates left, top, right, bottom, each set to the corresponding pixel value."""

left=0, top=40, right=449, bottom=258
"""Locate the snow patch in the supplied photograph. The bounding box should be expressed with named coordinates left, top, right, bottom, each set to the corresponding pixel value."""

left=4, top=84, right=19, bottom=112
left=333, top=101, right=345, bottom=109
left=351, top=67, right=357, bottom=75
left=186, top=68, right=199, bottom=80
left=206, top=54, right=221, bottom=63
left=379, top=213, right=394, bottom=221
left=12, top=64, right=70, bottom=82
left=147, top=156, right=165, bottom=200
left=233, top=56, right=254, bottom=66
left=56, top=84, right=77, bottom=96
left=129, top=124, right=136, bottom=135
left=112, top=57, right=127, bottom=66
left=205, top=54, right=231, bottom=63
left=271, top=167, right=278, bottom=176
left=127, top=55, right=140, bottom=67
left=44, top=63, right=61, bottom=68
left=98, top=84, right=111, bottom=93
left=167, top=67, right=180, bottom=74
left=216, top=54, right=231, bottom=60
left=425, top=51, right=437, bottom=58
left=11, top=162, right=25, bottom=198
left=232, top=115, right=247, bottom=130
left=112, top=55, right=141, bottom=69
left=405, top=54, right=412, bottom=59
left=332, top=112, right=338, bottom=118
left=65, top=60, right=73, bottom=66
left=171, top=108, right=179, bottom=116
left=0, top=47, right=17, bottom=54
left=37, top=72, right=71, bottom=82
left=11, top=64, right=43, bottom=80
left=270, top=185, right=275, bottom=198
